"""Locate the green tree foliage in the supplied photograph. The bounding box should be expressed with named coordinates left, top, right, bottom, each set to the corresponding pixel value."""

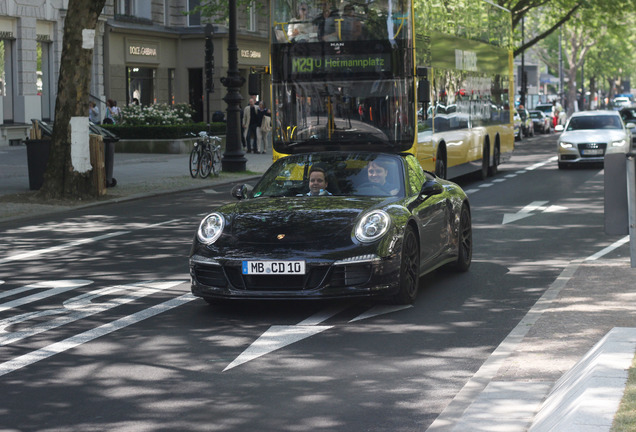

left=525, top=1, right=635, bottom=113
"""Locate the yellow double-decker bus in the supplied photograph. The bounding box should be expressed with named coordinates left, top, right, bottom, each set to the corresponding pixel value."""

left=269, top=0, right=514, bottom=179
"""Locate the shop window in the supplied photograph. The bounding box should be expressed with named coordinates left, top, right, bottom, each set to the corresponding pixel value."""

left=127, top=67, right=156, bottom=106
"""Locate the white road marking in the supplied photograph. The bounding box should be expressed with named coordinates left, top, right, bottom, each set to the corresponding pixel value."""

left=297, top=304, right=348, bottom=326
left=585, top=236, right=630, bottom=261
left=224, top=305, right=347, bottom=371
left=349, top=305, right=413, bottom=322
left=0, top=231, right=130, bottom=265
left=464, top=156, right=555, bottom=197
left=0, top=219, right=180, bottom=266
left=502, top=201, right=555, bottom=224
left=0, top=280, right=186, bottom=346
left=223, top=325, right=334, bottom=372
left=225, top=302, right=413, bottom=371
left=0, top=293, right=195, bottom=377
left=0, top=280, right=93, bottom=312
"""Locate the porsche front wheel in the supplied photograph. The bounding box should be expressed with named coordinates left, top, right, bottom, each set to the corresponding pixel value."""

left=391, top=226, right=420, bottom=305
left=451, top=204, right=472, bottom=272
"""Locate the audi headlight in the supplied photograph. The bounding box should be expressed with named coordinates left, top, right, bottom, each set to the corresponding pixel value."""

left=197, top=213, right=225, bottom=244
left=611, top=139, right=627, bottom=147
left=559, top=141, right=573, bottom=149
left=355, top=210, right=390, bottom=243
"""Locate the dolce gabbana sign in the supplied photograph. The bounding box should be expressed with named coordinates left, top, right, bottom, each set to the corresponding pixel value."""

left=241, top=49, right=262, bottom=59
left=125, top=39, right=160, bottom=64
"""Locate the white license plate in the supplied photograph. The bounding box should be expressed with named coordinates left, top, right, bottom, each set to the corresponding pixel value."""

left=242, top=261, right=306, bottom=275
left=582, top=149, right=603, bottom=155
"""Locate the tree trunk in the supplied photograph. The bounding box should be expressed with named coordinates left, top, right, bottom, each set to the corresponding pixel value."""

left=39, top=0, right=107, bottom=200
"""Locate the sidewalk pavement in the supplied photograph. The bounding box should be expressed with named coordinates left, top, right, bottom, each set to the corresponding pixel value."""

left=0, top=144, right=274, bottom=222
left=1, top=144, right=635, bottom=430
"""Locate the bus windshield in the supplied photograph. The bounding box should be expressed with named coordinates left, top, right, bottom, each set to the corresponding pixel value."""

left=271, top=0, right=414, bottom=153
left=273, top=0, right=409, bottom=44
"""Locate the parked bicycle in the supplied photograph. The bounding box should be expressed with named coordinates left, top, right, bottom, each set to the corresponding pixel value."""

left=189, top=131, right=222, bottom=178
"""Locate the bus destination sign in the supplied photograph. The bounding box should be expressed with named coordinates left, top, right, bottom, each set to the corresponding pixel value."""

left=291, top=53, right=391, bottom=75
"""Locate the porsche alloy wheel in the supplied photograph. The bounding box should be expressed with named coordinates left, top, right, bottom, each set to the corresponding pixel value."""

left=392, top=226, right=420, bottom=305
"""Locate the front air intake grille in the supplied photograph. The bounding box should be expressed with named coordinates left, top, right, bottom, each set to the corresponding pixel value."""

left=194, top=265, right=228, bottom=288
left=577, top=143, right=607, bottom=158
left=330, top=264, right=372, bottom=287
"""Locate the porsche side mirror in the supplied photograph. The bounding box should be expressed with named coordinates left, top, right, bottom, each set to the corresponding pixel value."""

left=231, top=184, right=252, bottom=200
left=555, top=124, right=564, bottom=132
left=420, top=180, right=444, bottom=198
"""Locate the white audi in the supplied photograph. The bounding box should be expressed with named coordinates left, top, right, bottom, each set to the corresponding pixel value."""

left=557, top=110, right=634, bottom=169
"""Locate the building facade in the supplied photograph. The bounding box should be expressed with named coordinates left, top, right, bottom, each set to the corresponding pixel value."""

left=0, top=0, right=271, bottom=147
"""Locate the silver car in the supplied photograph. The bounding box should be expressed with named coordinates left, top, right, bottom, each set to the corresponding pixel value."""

left=557, top=110, right=634, bottom=169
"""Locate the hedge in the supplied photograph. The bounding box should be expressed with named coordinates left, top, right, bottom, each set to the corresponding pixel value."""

left=100, top=122, right=227, bottom=139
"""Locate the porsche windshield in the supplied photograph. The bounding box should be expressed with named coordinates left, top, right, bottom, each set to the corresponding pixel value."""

left=252, top=152, right=405, bottom=198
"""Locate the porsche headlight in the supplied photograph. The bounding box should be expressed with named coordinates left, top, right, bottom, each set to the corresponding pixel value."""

left=355, top=210, right=390, bottom=243
left=197, top=213, right=225, bottom=244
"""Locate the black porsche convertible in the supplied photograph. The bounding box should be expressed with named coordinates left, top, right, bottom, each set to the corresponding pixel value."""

left=189, top=151, right=471, bottom=305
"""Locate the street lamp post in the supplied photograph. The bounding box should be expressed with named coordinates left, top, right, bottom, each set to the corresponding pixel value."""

left=220, top=0, right=247, bottom=172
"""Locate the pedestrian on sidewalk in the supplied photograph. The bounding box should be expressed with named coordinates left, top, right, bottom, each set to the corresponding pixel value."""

left=258, top=104, right=272, bottom=154
left=88, top=101, right=100, bottom=124
left=242, top=98, right=260, bottom=154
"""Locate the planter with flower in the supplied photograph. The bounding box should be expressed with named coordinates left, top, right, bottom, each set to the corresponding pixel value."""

left=101, top=103, right=226, bottom=153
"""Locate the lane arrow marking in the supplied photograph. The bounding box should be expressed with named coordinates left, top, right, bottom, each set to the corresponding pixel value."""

left=224, top=302, right=413, bottom=371
left=223, top=325, right=333, bottom=371
left=349, top=305, right=413, bottom=322
left=502, top=201, right=548, bottom=224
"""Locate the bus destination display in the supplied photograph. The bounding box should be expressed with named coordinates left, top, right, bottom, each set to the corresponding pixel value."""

left=291, top=53, right=391, bottom=75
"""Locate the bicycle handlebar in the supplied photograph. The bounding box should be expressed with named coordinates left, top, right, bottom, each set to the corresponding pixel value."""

left=193, top=131, right=222, bottom=142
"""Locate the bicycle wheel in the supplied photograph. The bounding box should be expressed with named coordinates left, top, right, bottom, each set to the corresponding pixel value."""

left=211, top=148, right=222, bottom=176
left=199, top=150, right=212, bottom=178
left=189, top=147, right=200, bottom=178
